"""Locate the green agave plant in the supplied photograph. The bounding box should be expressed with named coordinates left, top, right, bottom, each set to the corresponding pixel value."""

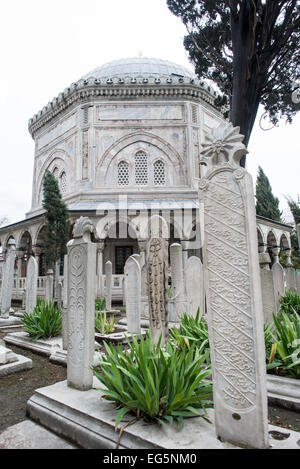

left=169, top=309, right=210, bottom=363
left=95, top=297, right=106, bottom=311
left=267, top=312, right=300, bottom=378
left=93, top=332, right=213, bottom=428
left=95, top=309, right=115, bottom=334
left=279, top=289, right=300, bottom=316
left=22, top=299, right=62, bottom=340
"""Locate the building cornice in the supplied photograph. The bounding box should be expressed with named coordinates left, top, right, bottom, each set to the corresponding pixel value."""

left=28, top=76, right=223, bottom=138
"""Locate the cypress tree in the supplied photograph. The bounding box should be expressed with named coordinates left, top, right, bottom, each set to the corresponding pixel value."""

left=255, top=166, right=282, bottom=222
left=42, top=170, right=70, bottom=270
left=287, top=196, right=300, bottom=268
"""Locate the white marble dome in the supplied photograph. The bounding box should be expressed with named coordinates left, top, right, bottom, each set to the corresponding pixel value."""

left=81, top=57, right=197, bottom=80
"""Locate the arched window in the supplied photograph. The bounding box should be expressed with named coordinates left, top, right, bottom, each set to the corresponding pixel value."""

left=59, top=171, right=67, bottom=194
left=135, top=151, right=148, bottom=185
left=118, top=161, right=129, bottom=186
left=154, top=160, right=165, bottom=186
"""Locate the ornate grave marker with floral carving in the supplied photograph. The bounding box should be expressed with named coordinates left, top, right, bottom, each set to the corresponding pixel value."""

left=199, top=123, right=269, bottom=449
left=67, top=217, right=96, bottom=391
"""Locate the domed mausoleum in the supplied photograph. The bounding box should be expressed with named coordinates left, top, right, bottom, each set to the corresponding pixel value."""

left=0, top=57, right=292, bottom=305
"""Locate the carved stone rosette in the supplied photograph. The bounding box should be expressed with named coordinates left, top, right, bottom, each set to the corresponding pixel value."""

left=146, top=236, right=169, bottom=346
left=199, top=123, right=269, bottom=449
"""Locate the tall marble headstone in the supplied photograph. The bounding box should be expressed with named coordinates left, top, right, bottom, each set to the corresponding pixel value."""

left=199, top=123, right=269, bottom=449
left=45, top=269, right=54, bottom=302
left=260, top=269, right=276, bottom=324
left=0, top=239, right=16, bottom=318
left=67, top=217, right=96, bottom=391
left=170, top=243, right=187, bottom=322
left=186, top=256, right=205, bottom=317
left=146, top=215, right=169, bottom=346
left=62, top=254, right=68, bottom=350
left=271, top=261, right=285, bottom=311
left=25, top=256, right=38, bottom=315
left=285, top=266, right=297, bottom=292
left=105, top=261, right=112, bottom=311
left=124, top=255, right=141, bottom=335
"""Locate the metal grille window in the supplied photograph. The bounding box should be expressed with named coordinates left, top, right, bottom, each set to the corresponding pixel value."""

left=135, top=151, right=148, bottom=185
left=118, top=161, right=129, bottom=186
left=191, top=104, right=198, bottom=124
left=59, top=171, right=67, bottom=193
left=53, top=167, right=59, bottom=179
left=154, top=160, right=165, bottom=185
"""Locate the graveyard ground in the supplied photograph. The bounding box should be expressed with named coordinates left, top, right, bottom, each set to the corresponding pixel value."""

left=0, top=327, right=300, bottom=439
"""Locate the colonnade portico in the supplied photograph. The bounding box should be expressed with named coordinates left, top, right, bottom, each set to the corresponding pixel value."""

left=0, top=207, right=294, bottom=306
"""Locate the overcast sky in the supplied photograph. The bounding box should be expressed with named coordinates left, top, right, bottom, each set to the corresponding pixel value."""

left=0, top=0, right=299, bottom=226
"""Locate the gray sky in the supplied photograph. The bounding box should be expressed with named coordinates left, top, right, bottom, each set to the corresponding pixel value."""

left=0, top=0, right=299, bottom=225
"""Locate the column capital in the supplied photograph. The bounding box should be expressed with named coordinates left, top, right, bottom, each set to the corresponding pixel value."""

left=96, top=240, right=105, bottom=253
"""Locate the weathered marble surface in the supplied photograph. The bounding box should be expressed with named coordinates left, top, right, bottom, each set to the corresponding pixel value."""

left=186, top=256, right=205, bottom=317
left=25, top=256, right=38, bottom=315
left=260, top=269, right=277, bottom=324
left=169, top=243, right=186, bottom=321
left=0, top=239, right=16, bottom=318
left=124, top=255, right=141, bottom=335
left=146, top=216, right=169, bottom=346
left=67, top=217, right=96, bottom=391
left=105, top=261, right=112, bottom=312
left=199, top=123, right=269, bottom=449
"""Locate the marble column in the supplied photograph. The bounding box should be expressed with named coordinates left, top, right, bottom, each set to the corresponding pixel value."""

left=96, top=240, right=105, bottom=298
left=105, top=260, right=112, bottom=311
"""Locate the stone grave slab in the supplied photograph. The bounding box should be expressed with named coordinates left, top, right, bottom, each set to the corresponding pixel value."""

left=26, top=378, right=300, bottom=450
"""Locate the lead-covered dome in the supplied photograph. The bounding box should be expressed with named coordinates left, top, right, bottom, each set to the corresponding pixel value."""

left=81, top=57, right=197, bottom=81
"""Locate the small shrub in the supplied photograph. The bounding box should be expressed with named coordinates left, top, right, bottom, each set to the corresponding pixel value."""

left=95, top=297, right=106, bottom=311
left=93, top=333, right=213, bottom=428
left=169, top=310, right=210, bottom=362
left=95, top=310, right=115, bottom=334
left=267, top=312, right=300, bottom=378
left=279, top=290, right=300, bottom=316
left=22, top=299, right=62, bottom=340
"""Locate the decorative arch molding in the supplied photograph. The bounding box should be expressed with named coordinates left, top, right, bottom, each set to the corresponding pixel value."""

left=266, top=229, right=279, bottom=248
left=96, top=214, right=140, bottom=240
left=36, top=148, right=72, bottom=206
left=34, top=223, right=47, bottom=246
left=280, top=232, right=291, bottom=250
left=97, top=131, right=184, bottom=174
left=17, top=229, right=34, bottom=250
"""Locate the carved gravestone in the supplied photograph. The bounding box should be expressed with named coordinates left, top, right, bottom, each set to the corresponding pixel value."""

left=124, top=255, right=141, bottom=335
left=45, top=269, right=54, bottom=302
left=297, top=272, right=300, bottom=295
left=170, top=243, right=187, bottom=322
left=25, top=256, right=38, bottom=315
left=199, top=123, right=269, bottom=449
left=260, top=269, right=276, bottom=324
left=186, top=256, right=205, bottom=317
left=271, top=262, right=285, bottom=311
left=146, top=215, right=169, bottom=346
left=105, top=260, right=112, bottom=311
left=62, top=254, right=68, bottom=350
left=285, top=266, right=297, bottom=292
left=67, top=217, right=96, bottom=391
left=0, top=239, right=16, bottom=318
